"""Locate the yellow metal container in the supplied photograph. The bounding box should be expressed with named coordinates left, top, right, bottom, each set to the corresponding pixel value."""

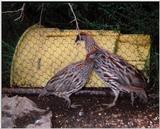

left=10, top=25, right=150, bottom=88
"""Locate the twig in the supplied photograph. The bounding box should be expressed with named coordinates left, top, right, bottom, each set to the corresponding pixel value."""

left=2, top=9, right=22, bottom=14
left=14, top=3, right=25, bottom=21
left=2, top=3, right=26, bottom=21
left=68, top=3, right=81, bottom=37
left=39, top=3, right=44, bottom=26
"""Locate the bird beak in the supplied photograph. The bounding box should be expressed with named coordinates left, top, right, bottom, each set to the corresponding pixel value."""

left=75, top=36, right=80, bottom=44
left=75, top=34, right=82, bottom=44
left=75, top=38, right=79, bottom=43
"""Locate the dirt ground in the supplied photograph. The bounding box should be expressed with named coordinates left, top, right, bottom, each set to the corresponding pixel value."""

left=19, top=92, right=159, bottom=128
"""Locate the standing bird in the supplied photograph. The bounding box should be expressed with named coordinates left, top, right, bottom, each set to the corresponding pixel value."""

left=39, top=52, right=95, bottom=108
left=75, top=32, right=148, bottom=108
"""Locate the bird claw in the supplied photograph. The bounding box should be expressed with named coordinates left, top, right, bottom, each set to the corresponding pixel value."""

left=102, top=103, right=115, bottom=109
left=65, top=99, right=81, bottom=109
left=70, top=103, right=82, bottom=109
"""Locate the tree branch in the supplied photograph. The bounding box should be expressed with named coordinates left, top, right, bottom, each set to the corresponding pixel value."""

left=68, top=3, right=81, bottom=38
left=39, top=3, right=44, bottom=26
left=2, top=3, right=26, bottom=21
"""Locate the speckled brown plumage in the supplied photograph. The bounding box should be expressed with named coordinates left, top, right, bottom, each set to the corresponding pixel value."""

left=75, top=32, right=147, bottom=107
left=39, top=52, right=95, bottom=108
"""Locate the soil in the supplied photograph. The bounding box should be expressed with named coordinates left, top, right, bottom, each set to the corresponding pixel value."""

left=22, top=93, right=159, bottom=128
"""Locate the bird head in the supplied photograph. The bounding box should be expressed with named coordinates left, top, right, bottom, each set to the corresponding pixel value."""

left=75, top=32, right=97, bottom=53
left=75, top=32, right=91, bottom=43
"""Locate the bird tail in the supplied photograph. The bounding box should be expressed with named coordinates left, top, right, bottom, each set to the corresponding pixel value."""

left=135, top=89, right=148, bottom=103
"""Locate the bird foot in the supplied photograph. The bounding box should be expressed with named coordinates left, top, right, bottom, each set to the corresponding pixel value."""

left=70, top=103, right=82, bottom=109
left=102, top=103, right=115, bottom=109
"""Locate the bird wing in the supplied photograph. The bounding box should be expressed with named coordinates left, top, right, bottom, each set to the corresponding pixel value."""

left=111, top=53, right=146, bottom=88
left=44, top=61, right=87, bottom=95
left=94, top=50, right=146, bottom=89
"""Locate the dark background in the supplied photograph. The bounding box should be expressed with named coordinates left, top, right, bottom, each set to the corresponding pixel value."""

left=2, top=2, right=159, bottom=94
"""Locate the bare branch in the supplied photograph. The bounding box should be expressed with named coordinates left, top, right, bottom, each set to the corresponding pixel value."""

left=68, top=3, right=81, bottom=37
left=39, top=3, right=44, bottom=26
left=2, top=9, right=22, bottom=14
left=2, top=3, right=26, bottom=22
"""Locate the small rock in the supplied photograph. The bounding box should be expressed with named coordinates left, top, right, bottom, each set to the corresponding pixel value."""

left=26, top=111, right=52, bottom=128
left=78, top=111, right=84, bottom=116
left=2, top=95, right=48, bottom=128
left=153, top=116, right=158, bottom=121
left=98, top=113, right=101, bottom=116
left=2, top=117, right=15, bottom=128
left=76, top=119, right=80, bottom=122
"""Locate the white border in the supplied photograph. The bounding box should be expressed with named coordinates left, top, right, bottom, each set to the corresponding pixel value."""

left=0, top=1, right=159, bottom=129
left=1, top=0, right=160, bottom=2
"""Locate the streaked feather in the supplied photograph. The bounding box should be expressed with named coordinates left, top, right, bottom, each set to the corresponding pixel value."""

left=39, top=53, right=94, bottom=107
left=76, top=32, right=148, bottom=105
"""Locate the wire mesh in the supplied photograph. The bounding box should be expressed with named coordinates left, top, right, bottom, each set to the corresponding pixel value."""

left=10, top=24, right=151, bottom=88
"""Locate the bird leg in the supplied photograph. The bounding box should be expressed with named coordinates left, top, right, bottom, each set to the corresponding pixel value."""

left=102, top=88, right=119, bottom=108
left=64, top=97, right=81, bottom=109
left=131, top=92, right=135, bottom=106
left=64, top=96, right=71, bottom=108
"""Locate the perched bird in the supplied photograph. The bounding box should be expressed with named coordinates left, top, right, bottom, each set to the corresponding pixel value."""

left=75, top=32, right=148, bottom=108
left=39, top=52, right=95, bottom=108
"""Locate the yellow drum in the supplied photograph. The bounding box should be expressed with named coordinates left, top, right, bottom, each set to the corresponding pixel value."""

left=10, top=25, right=150, bottom=88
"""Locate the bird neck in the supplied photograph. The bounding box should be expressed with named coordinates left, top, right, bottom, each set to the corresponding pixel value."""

left=83, top=36, right=101, bottom=54
left=84, top=56, right=92, bottom=64
left=84, top=49, right=98, bottom=63
left=85, top=54, right=93, bottom=63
